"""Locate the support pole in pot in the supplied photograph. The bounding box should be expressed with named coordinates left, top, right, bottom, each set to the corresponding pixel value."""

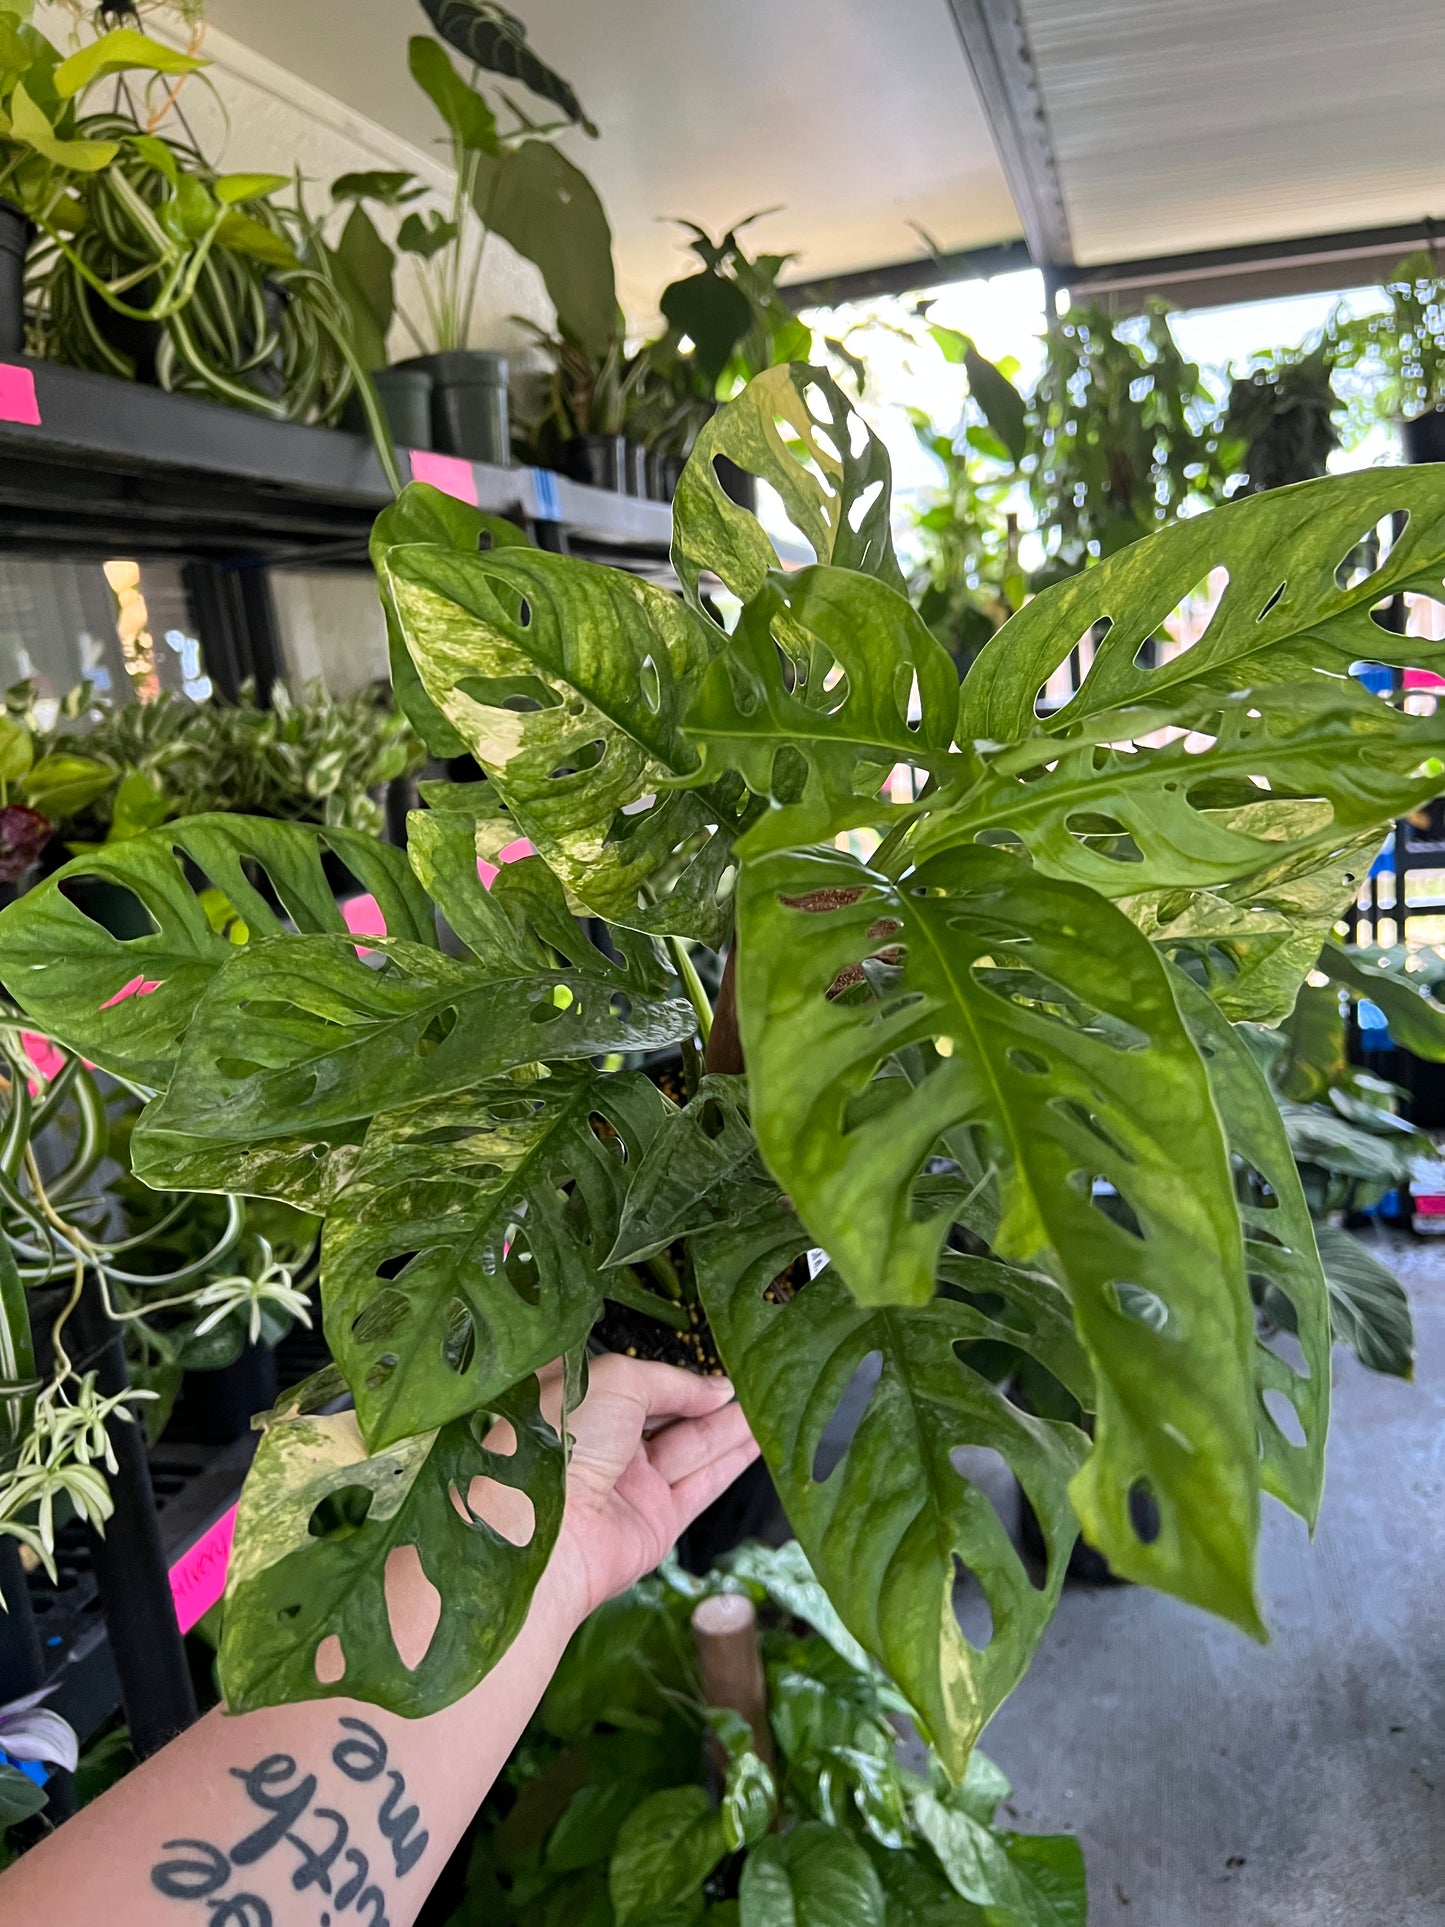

left=690, top=1592, right=773, bottom=1769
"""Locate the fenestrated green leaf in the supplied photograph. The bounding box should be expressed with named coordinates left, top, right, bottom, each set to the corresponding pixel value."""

left=739, top=1822, right=885, bottom=1927
left=697, top=1209, right=1089, bottom=1778
left=1127, top=828, right=1382, bottom=1024
left=131, top=1123, right=364, bottom=1213
left=419, top=0, right=597, bottom=135
left=380, top=538, right=746, bottom=941
left=609, top=1075, right=772, bottom=1266
left=608, top=1786, right=728, bottom=1926
left=673, top=366, right=906, bottom=611
left=734, top=841, right=1263, bottom=1635
left=1313, top=1224, right=1415, bottom=1378
left=324, top=1070, right=669, bottom=1449
left=405, top=787, right=538, bottom=965
left=220, top=1380, right=564, bottom=1717
left=1319, top=937, right=1445, bottom=1058
left=469, top=137, right=616, bottom=358
left=924, top=675, right=1445, bottom=902
left=1173, top=973, right=1331, bottom=1525
left=0, top=816, right=434, bottom=1086
left=136, top=927, right=694, bottom=1147
left=370, top=481, right=533, bottom=761
left=962, top=465, right=1445, bottom=744
left=682, top=566, right=958, bottom=836
left=914, top=1793, right=1086, bottom=1927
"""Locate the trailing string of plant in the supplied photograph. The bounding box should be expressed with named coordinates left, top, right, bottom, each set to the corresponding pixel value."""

left=0, top=1012, right=317, bottom=1586
left=5, top=365, right=1445, bottom=1783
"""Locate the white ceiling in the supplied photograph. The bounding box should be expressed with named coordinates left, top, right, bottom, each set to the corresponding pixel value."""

left=1023, top=0, right=1445, bottom=265
left=200, top=0, right=1022, bottom=320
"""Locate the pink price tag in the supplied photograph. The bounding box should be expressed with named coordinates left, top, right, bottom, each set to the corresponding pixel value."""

left=169, top=1504, right=237, bottom=1634
left=409, top=449, right=479, bottom=504
left=0, top=364, right=41, bottom=427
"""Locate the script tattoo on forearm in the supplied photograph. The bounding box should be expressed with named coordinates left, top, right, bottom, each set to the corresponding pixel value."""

left=150, top=1719, right=430, bottom=1927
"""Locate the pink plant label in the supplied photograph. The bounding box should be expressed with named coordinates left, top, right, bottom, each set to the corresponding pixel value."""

left=409, top=450, right=479, bottom=504
left=169, top=1504, right=237, bottom=1634
left=342, top=892, right=387, bottom=956
left=478, top=837, right=534, bottom=891
left=0, top=365, right=40, bottom=427
left=99, top=974, right=162, bottom=1009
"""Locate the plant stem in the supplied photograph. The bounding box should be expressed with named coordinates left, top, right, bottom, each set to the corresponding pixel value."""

left=604, top=1273, right=691, bottom=1333
left=667, top=935, right=714, bottom=1043
left=644, top=1250, right=687, bottom=1303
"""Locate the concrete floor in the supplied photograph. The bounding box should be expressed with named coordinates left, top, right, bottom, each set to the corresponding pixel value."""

left=978, top=1235, right=1445, bottom=1924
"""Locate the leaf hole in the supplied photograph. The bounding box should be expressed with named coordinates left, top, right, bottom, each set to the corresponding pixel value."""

left=810, top=1347, right=882, bottom=1485
left=1007, top=1048, right=1049, bottom=1075
left=382, top=1544, right=441, bottom=1671
left=442, top=1300, right=475, bottom=1376
left=1128, top=1479, right=1162, bottom=1544
left=1256, top=580, right=1287, bottom=622
left=1262, top=1386, right=1308, bottom=1448
left=1106, top=1280, right=1171, bottom=1333
left=698, top=1098, right=727, bottom=1141
left=950, top=1551, right=994, bottom=1649
left=58, top=875, right=159, bottom=939
left=307, top=1484, right=374, bottom=1541
left=548, top=739, right=607, bottom=780
left=416, top=1005, right=458, bottom=1057
left=457, top=1474, right=535, bottom=1547
left=847, top=478, right=883, bottom=532
left=1034, top=618, right=1112, bottom=718
left=314, top=1634, right=346, bottom=1684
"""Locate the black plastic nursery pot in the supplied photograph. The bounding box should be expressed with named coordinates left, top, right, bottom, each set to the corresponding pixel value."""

left=563, top=431, right=627, bottom=492
left=625, top=439, right=649, bottom=497
left=341, top=365, right=434, bottom=450
left=169, top=1341, right=280, bottom=1448
left=398, top=349, right=509, bottom=463
left=0, top=198, right=27, bottom=359
left=648, top=450, right=687, bottom=502
left=1402, top=406, right=1445, bottom=465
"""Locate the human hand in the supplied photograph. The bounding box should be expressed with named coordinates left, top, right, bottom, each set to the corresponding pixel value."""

left=537, top=1354, right=759, bottom=1629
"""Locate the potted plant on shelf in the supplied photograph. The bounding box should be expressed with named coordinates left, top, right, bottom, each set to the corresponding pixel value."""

left=1, top=364, right=1442, bottom=1786
left=1334, top=251, right=1445, bottom=463
left=1218, top=340, right=1342, bottom=494
left=327, top=0, right=615, bottom=465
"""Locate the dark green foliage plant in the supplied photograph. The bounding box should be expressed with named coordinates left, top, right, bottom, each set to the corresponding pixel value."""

left=454, top=1540, right=1085, bottom=1926
left=1334, top=252, right=1445, bottom=426
left=3, top=364, right=1445, bottom=1779
left=1219, top=342, right=1342, bottom=494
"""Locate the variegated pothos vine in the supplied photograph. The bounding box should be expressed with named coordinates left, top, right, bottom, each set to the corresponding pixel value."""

left=5, top=365, right=1445, bottom=1776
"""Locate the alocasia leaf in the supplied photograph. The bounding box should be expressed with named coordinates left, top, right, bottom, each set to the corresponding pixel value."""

left=220, top=1379, right=563, bottom=1716
left=378, top=536, right=746, bottom=940
left=1172, top=974, right=1331, bottom=1525
left=419, top=0, right=597, bottom=134
left=324, top=1070, right=669, bottom=1449
left=469, top=138, right=616, bottom=358
left=369, top=482, right=533, bottom=761
left=0, top=816, right=433, bottom=1085
left=697, top=1211, right=1089, bottom=1778
left=673, top=365, right=906, bottom=610
left=134, top=925, right=692, bottom=1148
left=733, top=841, right=1263, bottom=1635
left=739, top=1822, right=886, bottom=1927
left=1313, top=1223, right=1415, bottom=1378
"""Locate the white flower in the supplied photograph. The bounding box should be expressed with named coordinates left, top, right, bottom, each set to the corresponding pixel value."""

left=0, top=1687, right=78, bottom=1774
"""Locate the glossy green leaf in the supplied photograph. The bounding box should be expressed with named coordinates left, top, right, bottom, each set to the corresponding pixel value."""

left=1313, top=1224, right=1415, bottom=1379
left=332, top=170, right=425, bottom=207
left=1173, top=974, right=1331, bottom=1525
left=673, top=366, right=906, bottom=611
left=22, top=751, right=113, bottom=818
left=723, top=1540, right=873, bottom=1675
left=0, top=716, right=33, bottom=785
left=661, top=270, right=753, bottom=385
left=380, top=536, right=743, bottom=940
left=131, top=1123, right=364, bottom=1213
left=220, top=1382, right=563, bottom=1716
left=370, top=481, right=532, bottom=760
left=963, top=345, right=1027, bottom=467
left=740, top=1823, right=885, bottom=1927
left=914, top=1794, right=1086, bottom=1927
left=408, top=33, right=500, bottom=152
left=868, top=1845, right=988, bottom=1927
left=734, top=841, right=1262, bottom=1635
left=470, top=137, right=616, bottom=358
left=0, top=815, right=433, bottom=1086
left=1319, top=938, right=1445, bottom=1058
left=0, top=1762, right=48, bottom=1829
left=330, top=205, right=395, bottom=371
left=682, top=567, right=958, bottom=828
left=136, top=927, right=693, bottom=1147
left=697, top=1210, right=1089, bottom=1778
left=324, top=1070, right=668, bottom=1449
left=609, top=1075, right=772, bottom=1266
left=608, top=1786, right=727, bottom=1926
left=708, top=1710, right=776, bottom=1850
left=51, top=26, right=206, bottom=96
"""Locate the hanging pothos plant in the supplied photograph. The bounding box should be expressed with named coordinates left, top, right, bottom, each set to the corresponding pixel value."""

left=2, top=366, right=1445, bottom=1779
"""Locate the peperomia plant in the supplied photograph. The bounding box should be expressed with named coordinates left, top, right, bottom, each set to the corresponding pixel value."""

left=2, top=365, right=1444, bottom=1778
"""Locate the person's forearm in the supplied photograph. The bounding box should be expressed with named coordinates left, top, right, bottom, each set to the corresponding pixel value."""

left=0, top=1557, right=584, bottom=1927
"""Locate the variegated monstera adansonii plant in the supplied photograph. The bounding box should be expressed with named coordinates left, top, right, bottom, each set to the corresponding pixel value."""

left=3, top=366, right=1444, bottom=1779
